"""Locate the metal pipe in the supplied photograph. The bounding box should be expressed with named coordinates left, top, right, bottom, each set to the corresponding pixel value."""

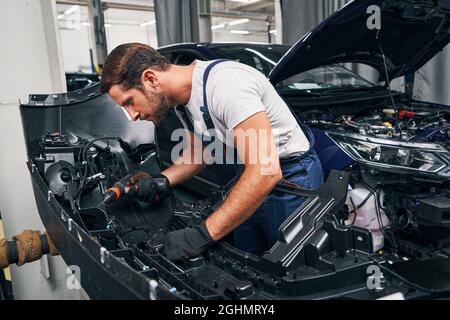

left=0, top=230, right=59, bottom=269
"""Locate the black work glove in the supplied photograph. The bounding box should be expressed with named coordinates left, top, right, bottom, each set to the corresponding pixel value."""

left=161, top=222, right=215, bottom=262
left=136, top=173, right=170, bottom=204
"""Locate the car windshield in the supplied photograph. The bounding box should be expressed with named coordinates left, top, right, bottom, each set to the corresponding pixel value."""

left=276, top=64, right=375, bottom=92
left=209, top=45, right=375, bottom=91
left=209, top=45, right=289, bottom=76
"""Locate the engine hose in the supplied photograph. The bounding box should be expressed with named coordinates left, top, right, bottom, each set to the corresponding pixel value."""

left=0, top=230, right=59, bottom=269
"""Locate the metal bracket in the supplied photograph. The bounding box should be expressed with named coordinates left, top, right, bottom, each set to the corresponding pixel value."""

left=149, top=279, right=158, bottom=300
left=68, top=218, right=73, bottom=232
left=100, top=247, right=108, bottom=264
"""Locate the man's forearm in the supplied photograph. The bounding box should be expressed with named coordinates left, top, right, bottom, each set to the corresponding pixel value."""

left=205, top=165, right=282, bottom=241
left=161, top=131, right=207, bottom=187
left=161, top=161, right=206, bottom=187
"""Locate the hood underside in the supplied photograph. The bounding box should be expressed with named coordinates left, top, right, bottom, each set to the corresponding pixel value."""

left=270, top=0, right=450, bottom=84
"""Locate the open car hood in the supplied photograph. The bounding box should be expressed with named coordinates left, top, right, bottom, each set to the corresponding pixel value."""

left=269, top=0, right=450, bottom=85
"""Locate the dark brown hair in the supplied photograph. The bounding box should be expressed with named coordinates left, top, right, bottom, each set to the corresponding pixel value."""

left=100, top=43, right=170, bottom=93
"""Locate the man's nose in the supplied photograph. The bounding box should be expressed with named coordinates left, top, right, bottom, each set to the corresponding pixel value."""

left=126, top=109, right=140, bottom=121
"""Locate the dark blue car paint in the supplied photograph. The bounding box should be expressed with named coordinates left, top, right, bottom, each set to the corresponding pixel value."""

left=269, top=0, right=450, bottom=85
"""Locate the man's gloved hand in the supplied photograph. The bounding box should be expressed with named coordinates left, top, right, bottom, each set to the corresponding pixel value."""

left=161, top=222, right=215, bottom=262
left=137, top=173, right=170, bottom=204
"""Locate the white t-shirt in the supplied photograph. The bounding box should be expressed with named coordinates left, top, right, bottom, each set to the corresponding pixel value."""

left=175, top=60, right=310, bottom=159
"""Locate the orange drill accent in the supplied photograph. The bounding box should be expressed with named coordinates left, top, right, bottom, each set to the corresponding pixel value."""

left=109, top=187, right=121, bottom=200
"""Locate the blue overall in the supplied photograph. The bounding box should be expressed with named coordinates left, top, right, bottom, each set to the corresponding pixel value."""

left=186, top=60, right=324, bottom=256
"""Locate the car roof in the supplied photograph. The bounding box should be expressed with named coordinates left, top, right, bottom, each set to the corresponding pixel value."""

left=157, top=42, right=290, bottom=51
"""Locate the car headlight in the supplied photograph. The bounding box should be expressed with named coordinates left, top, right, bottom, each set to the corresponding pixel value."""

left=327, top=132, right=450, bottom=177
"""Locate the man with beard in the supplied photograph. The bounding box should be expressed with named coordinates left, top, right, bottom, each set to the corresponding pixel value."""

left=100, top=43, right=323, bottom=261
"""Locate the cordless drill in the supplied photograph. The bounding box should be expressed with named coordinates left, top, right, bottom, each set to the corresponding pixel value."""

left=102, top=171, right=151, bottom=204
left=101, top=171, right=170, bottom=205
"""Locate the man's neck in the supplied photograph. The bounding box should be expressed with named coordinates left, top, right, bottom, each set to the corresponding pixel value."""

left=164, top=63, right=196, bottom=107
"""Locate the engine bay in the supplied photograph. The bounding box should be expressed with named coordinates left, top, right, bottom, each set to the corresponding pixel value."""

left=296, top=96, right=450, bottom=270
left=303, top=102, right=450, bottom=148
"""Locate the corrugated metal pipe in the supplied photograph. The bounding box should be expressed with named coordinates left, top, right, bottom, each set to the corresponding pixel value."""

left=0, top=230, right=59, bottom=269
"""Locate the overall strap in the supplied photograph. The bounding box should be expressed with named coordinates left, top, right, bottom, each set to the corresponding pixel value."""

left=200, top=59, right=229, bottom=130
left=175, top=60, right=228, bottom=134
left=175, top=105, right=194, bottom=132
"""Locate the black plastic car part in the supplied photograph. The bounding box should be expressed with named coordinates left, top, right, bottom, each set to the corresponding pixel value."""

left=19, top=86, right=450, bottom=300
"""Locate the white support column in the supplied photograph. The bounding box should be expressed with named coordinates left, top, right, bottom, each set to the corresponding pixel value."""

left=274, top=0, right=283, bottom=44
left=0, top=0, right=83, bottom=299
left=198, top=0, right=212, bottom=43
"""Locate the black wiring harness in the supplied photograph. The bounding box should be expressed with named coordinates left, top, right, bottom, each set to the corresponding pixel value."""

left=76, top=136, right=120, bottom=207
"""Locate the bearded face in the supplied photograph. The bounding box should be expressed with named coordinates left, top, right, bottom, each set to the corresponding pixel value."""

left=143, top=86, right=171, bottom=127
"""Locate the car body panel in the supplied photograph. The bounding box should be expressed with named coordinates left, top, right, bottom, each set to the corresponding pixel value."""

left=269, top=0, right=450, bottom=85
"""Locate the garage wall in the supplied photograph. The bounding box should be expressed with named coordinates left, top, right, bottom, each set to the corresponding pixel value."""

left=60, top=28, right=92, bottom=73
left=414, top=44, right=450, bottom=105
left=211, top=16, right=272, bottom=43
left=104, top=8, right=158, bottom=52
left=57, top=4, right=158, bottom=73
left=155, top=0, right=200, bottom=46
left=281, top=0, right=349, bottom=46
left=0, top=0, right=83, bottom=300
left=280, top=0, right=406, bottom=90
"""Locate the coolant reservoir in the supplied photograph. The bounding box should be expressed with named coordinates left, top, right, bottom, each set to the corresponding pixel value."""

left=345, top=185, right=391, bottom=252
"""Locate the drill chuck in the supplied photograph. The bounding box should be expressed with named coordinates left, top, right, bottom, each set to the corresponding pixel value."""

left=103, top=171, right=151, bottom=204
left=103, top=190, right=119, bottom=204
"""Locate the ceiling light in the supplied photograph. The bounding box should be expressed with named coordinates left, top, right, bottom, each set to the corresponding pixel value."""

left=211, top=23, right=226, bottom=30
left=228, top=18, right=250, bottom=26
left=229, top=0, right=262, bottom=3
left=230, top=30, right=250, bottom=34
left=104, top=23, right=113, bottom=28
left=81, top=22, right=90, bottom=27
left=64, top=5, right=79, bottom=16
left=140, top=20, right=156, bottom=27
left=270, top=29, right=277, bottom=34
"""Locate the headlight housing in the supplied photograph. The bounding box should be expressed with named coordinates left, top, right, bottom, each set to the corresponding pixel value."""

left=327, top=132, right=450, bottom=178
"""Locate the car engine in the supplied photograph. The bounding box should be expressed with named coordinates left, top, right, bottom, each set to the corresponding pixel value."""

left=304, top=103, right=450, bottom=148
left=300, top=100, right=450, bottom=262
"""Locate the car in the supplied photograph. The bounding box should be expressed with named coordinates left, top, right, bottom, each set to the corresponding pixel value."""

left=157, top=42, right=290, bottom=76
left=21, top=0, right=450, bottom=299
left=65, top=72, right=100, bottom=92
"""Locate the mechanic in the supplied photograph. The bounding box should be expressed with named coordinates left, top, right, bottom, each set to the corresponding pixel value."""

left=100, top=43, right=323, bottom=261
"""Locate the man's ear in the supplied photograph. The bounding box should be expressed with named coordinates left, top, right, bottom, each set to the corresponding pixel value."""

left=142, top=69, right=158, bottom=88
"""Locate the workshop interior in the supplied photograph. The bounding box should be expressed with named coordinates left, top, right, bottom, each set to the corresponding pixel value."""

left=1, top=0, right=450, bottom=301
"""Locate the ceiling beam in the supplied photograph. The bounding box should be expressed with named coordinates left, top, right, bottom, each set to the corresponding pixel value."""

left=211, top=10, right=272, bottom=21
left=237, top=0, right=274, bottom=12
left=56, top=0, right=274, bottom=21
left=56, top=0, right=87, bottom=6
left=102, top=1, right=154, bottom=12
